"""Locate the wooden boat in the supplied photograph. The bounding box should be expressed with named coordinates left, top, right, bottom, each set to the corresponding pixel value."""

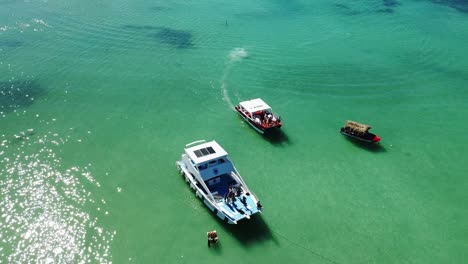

left=340, top=120, right=380, bottom=143
left=176, top=140, right=263, bottom=224
left=234, top=98, right=282, bottom=134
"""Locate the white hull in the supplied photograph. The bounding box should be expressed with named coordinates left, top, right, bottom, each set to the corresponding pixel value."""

left=176, top=161, right=238, bottom=224
left=240, top=115, right=265, bottom=134
left=176, top=140, right=262, bottom=224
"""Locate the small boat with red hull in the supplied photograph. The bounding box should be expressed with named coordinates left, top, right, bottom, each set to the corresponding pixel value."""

left=340, top=120, right=380, bottom=143
left=235, top=98, right=282, bottom=134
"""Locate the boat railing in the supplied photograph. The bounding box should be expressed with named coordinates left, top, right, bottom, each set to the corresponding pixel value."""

left=185, top=140, right=206, bottom=148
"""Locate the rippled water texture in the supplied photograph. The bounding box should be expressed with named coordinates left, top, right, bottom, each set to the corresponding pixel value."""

left=0, top=128, right=113, bottom=263
left=1, top=0, right=468, bottom=263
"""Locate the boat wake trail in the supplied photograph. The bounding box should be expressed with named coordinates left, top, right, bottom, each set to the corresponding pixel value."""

left=228, top=47, right=248, bottom=62
left=220, top=48, right=248, bottom=109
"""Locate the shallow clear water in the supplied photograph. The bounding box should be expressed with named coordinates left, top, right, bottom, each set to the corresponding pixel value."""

left=1, top=0, right=468, bottom=263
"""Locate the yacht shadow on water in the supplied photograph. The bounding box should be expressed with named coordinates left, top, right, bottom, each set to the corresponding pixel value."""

left=218, top=215, right=277, bottom=246
left=263, top=129, right=291, bottom=146
left=343, top=136, right=387, bottom=153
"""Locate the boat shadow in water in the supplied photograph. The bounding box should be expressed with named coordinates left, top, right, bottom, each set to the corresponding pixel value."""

left=263, top=129, right=291, bottom=146
left=207, top=239, right=224, bottom=255
left=343, top=137, right=387, bottom=153
left=121, top=24, right=194, bottom=49
left=219, top=215, right=278, bottom=246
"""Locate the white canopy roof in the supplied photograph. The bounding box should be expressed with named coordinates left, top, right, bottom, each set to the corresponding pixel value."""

left=239, top=98, right=271, bottom=113
left=185, top=140, right=228, bottom=165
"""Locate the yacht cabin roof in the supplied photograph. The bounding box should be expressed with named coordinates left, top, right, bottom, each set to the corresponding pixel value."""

left=239, top=98, right=271, bottom=113
left=185, top=140, right=228, bottom=165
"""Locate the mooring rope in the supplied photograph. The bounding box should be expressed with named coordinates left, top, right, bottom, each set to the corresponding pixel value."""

left=265, top=226, right=342, bottom=264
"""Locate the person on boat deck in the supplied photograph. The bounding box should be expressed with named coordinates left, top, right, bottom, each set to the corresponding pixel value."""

left=271, top=115, right=277, bottom=123
left=225, top=187, right=234, bottom=203
left=207, top=230, right=218, bottom=247
left=226, top=187, right=236, bottom=203
left=254, top=116, right=261, bottom=124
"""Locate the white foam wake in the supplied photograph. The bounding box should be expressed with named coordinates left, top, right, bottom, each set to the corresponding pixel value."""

left=229, top=47, right=248, bottom=62
left=221, top=48, right=249, bottom=109
left=32, top=18, right=51, bottom=28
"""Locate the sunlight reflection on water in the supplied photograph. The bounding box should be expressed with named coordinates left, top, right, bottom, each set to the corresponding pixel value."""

left=0, top=129, right=113, bottom=263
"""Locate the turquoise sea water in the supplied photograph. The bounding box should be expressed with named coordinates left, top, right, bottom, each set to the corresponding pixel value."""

left=1, top=0, right=468, bottom=263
